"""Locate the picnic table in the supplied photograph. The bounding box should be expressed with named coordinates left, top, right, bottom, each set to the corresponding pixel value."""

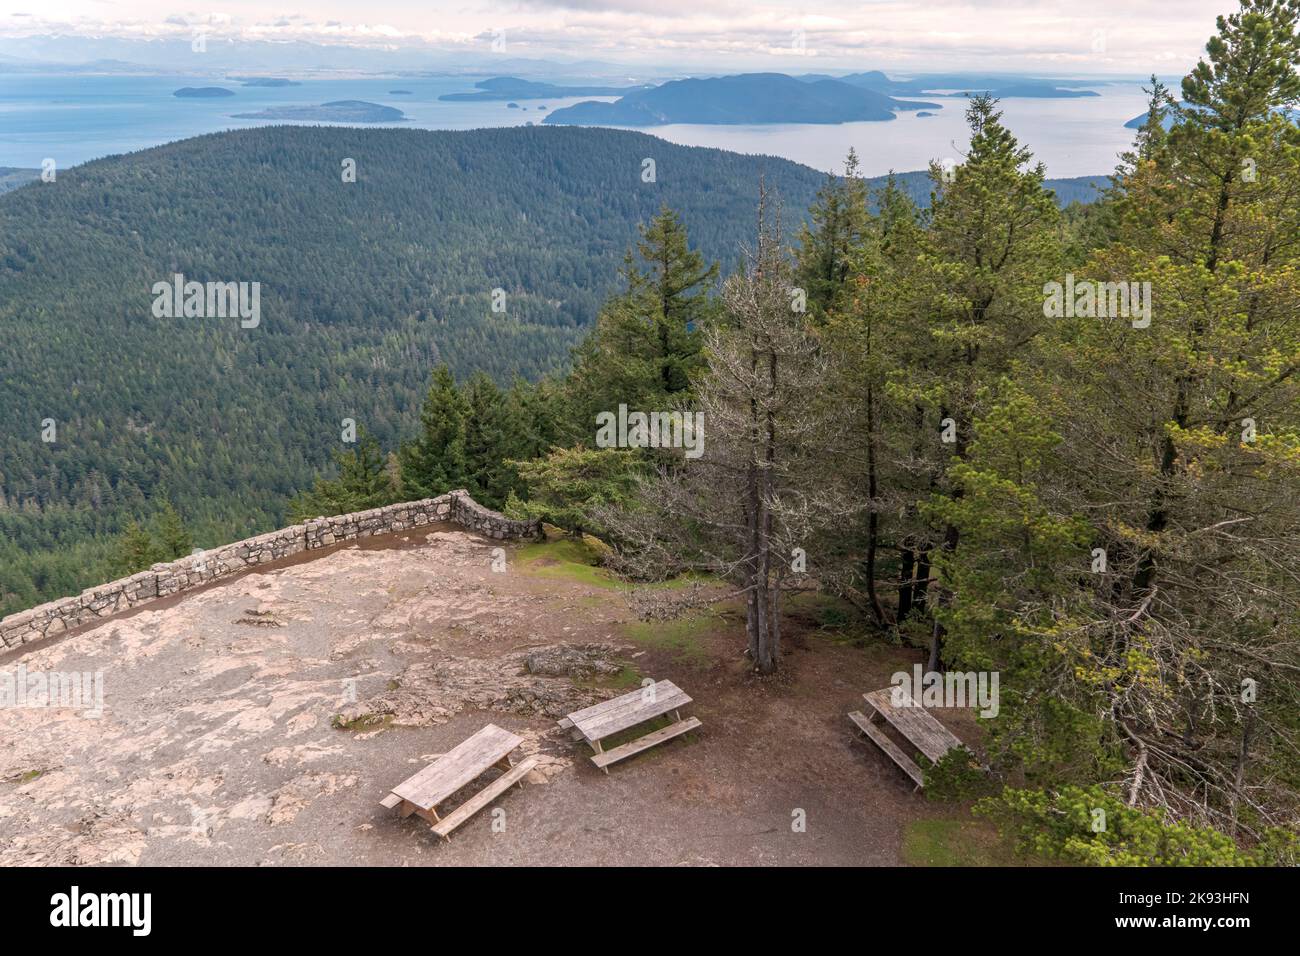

left=848, top=687, right=966, bottom=791
left=559, top=679, right=701, bottom=773
left=380, top=723, right=537, bottom=840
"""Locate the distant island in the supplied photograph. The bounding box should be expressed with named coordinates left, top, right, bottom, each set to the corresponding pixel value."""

left=545, top=73, right=937, bottom=127
left=230, top=77, right=300, bottom=88
left=439, top=76, right=651, bottom=102
left=389, top=90, right=413, bottom=95
left=952, top=84, right=1098, bottom=99
left=796, top=71, right=1101, bottom=100
left=231, top=100, right=407, bottom=123
left=915, top=111, right=936, bottom=117
left=174, top=87, right=235, bottom=98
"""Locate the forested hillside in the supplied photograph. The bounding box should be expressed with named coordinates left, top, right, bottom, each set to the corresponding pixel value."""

left=0, top=125, right=1100, bottom=617
left=0, top=125, right=825, bottom=613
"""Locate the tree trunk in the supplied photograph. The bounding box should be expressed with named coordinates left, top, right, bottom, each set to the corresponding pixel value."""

left=927, top=617, right=942, bottom=673
left=1230, top=706, right=1255, bottom=835
left=863, top=381, right=887, bottom=626
left=914, top=549, right=931, bottom=607
left=897, top=546, right=915, bottom=620
left=750, top=348, right=780, bottom=673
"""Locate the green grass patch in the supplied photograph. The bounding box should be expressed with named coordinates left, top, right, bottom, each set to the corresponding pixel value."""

left=620, top=608, right=733, bottom=662
left=902, top=817, right=1027, bottom=867
left=572, top=664, right=645, bottom=694
left=515, top=537, right=714, bottom=592
left=601, top=666, right=645, bottom=691
left=514, top=537, right=624, bottom=589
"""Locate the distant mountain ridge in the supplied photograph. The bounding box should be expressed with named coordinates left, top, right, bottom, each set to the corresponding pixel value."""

left=230, top=100, right=407, bottom=122
left=439, top=76, right=651, bottom=102
left=174, top=87, right=235, bottom=98
left=807, top=71, right=1103, bottom=99
left=545, top=72, right=938, bottom=126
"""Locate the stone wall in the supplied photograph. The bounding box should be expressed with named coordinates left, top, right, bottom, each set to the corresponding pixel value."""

left=0, top=491, right=541, bottom=651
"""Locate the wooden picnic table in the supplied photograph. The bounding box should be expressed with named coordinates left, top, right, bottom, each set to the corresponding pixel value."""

left=559, top=679, right=701, bottom=773
left=380, top=723, right=537, bottom=840
left=848, top=688, right=966, bottom=790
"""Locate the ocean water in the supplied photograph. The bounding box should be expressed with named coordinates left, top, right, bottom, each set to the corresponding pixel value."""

left=640, top=84, right=1153, bottom=179
left=0, top=74, right=609, bottom=168
left=0, top=73, right=1150, bottom=178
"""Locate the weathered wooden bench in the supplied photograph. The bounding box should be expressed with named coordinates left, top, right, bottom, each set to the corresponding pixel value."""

left=559, top=679, right=701, bottom=773
left=380, top=723, right=537, bottom=841
left=848, top=687, right=965, bottom=791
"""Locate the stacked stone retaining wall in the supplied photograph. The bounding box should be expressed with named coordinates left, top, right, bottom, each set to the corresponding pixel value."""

left=0, top=491, right=540, bottom=650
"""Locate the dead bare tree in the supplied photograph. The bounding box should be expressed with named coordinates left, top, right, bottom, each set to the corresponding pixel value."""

left=601, top=185, right=858, bottom=673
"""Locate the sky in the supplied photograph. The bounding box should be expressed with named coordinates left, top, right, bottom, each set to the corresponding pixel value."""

left=0, top=1, right=1232, bottom=73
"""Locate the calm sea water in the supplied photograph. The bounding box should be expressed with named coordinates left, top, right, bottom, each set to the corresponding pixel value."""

left=0, top=73, right=1149, bottom=178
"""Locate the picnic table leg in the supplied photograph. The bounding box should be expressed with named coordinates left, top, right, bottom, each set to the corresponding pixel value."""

left=589, top=738, right=610, bottom=775
left=415, top=806, right=442, bottom=827
left=494, top=753, right=527, bottom=788
left=399, top=799, right=418, bottom=819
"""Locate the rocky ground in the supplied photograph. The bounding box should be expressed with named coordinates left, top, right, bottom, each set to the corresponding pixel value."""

left=0, top=524, right=986, bottom=866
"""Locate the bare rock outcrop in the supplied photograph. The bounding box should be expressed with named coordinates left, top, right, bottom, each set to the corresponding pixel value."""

left=333, top=643, right=629, bottom=728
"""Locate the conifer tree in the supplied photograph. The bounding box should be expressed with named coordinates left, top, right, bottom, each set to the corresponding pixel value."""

left=564, top=205, right=719, bottom=441
left=896, top=94, right=1063, bottom=669
left=400, top=365, right=469, bottom=498
left=820, top=174, right=923, bottom=626
left=114, top=520, right=158, bottom=574
left=463, top=372, right=511, bottom=508
left=289, top=431, right=398, bottom=520
left=154, top=501, right=193, bottom=560
left=1034, top=0, right=1300, bottom=828
left=796, top=148, right=871, bottom=319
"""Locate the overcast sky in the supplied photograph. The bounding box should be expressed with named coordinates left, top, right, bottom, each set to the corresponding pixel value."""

left=0, top=1, right=1232, bottom=73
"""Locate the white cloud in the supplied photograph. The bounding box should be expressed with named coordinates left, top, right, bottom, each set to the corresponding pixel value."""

left=0, top=0, right=1231, bottom=72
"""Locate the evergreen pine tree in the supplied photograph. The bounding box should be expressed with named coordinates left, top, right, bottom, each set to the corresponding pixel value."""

left=564, top=205, right=719, bottom=442
left=153, top=501, right=193, bottom=560
left=114, top=520, right=158, bottom=574
left=400, top=365, right=469, bottom=498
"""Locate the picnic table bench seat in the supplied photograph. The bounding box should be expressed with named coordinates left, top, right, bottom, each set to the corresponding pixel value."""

left=381, top=723, right=535, bottom=840
left=848, top=687, right=966, bottom=791
left=590, top=716, right=702, bottom=769
left=847, top=710, right=925, bottom=788
left=560, top=679, right=700, bottom=773
left=428, top=757, right=537, bottom=839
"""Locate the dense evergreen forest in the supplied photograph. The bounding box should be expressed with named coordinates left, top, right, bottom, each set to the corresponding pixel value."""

left=0, top=124, right=1099, bottom=617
